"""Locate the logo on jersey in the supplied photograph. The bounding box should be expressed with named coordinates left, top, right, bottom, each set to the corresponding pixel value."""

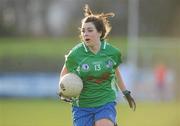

left=82, top=64, right=89, bottom=71
left=106, top=60, right=113, bottom=68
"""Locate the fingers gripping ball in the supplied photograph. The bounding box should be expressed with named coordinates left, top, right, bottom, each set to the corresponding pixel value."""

left=59, top=73, right=83, bottom=98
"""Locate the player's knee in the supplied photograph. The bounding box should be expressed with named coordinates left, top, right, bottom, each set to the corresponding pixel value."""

left=95, top=119, right=114, bottom=126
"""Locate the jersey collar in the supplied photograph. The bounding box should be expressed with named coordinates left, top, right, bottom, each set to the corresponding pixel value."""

left=82, top=40, right=107, bottom=53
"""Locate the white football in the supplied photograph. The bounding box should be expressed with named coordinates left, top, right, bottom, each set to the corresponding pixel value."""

left=59, top=73, right=83, bottom=98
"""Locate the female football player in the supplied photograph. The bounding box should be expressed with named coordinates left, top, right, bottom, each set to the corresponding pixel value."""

left=59, top=4, right=136, bottom=126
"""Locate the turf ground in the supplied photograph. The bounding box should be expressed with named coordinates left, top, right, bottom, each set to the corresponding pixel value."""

left=0, top=99, right=179, bottom=126
left=0, top=37, right=127, bottom=59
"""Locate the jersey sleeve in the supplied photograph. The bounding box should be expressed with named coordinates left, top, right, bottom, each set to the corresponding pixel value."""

left=113, top=48, right=122, bottom=68
left=65, top=50, right=78, bottom=72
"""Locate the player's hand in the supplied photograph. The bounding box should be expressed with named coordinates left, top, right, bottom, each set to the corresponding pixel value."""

left=123, top=90, right=136, bottom=111
left=58, top=92, right=72, bottom=103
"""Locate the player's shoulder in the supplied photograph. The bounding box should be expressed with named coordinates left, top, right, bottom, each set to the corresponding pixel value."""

left=105, top=41, right=121, bottom=55
left=66, top=42, right=84, bottom=57
left=71, top=42, right=84, bottom=53
left=71, top=42, right=84, bottom=51
left=104, top=41, right=122, bottom=64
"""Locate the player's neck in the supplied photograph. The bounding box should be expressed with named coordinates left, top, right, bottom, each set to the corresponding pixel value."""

left=89, top=41, right=101, bottom=54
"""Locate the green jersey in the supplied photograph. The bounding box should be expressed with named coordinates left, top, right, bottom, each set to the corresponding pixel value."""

left=65, top=41, right=122, bottom=107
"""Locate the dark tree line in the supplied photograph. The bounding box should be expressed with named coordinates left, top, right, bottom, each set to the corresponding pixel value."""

left=0, top=0, right=179, bottom=37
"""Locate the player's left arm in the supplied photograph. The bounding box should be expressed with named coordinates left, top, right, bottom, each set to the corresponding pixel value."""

left=115, top=67, right=136, bottom=111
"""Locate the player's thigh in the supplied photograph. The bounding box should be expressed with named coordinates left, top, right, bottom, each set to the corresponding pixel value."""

left=72, top=106, right=94, bottom=126
left=94, top=102, right=117, bottom=126
left=94, top=118, right=114, bottom=126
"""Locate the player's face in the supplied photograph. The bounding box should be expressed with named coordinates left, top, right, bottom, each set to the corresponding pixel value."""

left=81, top=22, right=101, bottom=47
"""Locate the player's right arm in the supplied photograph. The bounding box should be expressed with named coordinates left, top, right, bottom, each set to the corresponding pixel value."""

left=58, top=64, right=72, bottom=102
left=60, top=64, right=69, bottom=78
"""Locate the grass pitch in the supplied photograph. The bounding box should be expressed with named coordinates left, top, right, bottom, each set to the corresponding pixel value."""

left=0, top=37, right=127, bottom=59
left=0, top=99, right=179, bottom=126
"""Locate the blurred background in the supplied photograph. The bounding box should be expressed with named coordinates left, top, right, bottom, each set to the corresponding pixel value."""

left=0, top=0, right=179, bottom=126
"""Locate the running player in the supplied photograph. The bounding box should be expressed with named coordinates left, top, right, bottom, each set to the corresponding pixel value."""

left=59, top=4, right=136, bottom=126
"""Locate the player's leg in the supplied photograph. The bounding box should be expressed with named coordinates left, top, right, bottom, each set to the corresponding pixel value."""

left=95, top=119, right=114, bottom=126
left=72, top=106, right=94, bottom=126
left=94, top=102, right=117, bottom=126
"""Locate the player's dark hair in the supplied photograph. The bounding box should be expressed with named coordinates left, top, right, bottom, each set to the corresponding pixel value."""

left=80, top=4, right=115, bottom=40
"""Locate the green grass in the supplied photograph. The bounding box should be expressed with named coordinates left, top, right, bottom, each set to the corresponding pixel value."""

left=0, top=99, right=179, bottom=126
left=0, top=37, right=127, bottom=59
left=0, top=37, right=179, bottom=65
left=117, top=101, right=180, bottom=126
left=0, top=99, right=72, bottom=126
left=0, top=38, right=79, bottom=59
